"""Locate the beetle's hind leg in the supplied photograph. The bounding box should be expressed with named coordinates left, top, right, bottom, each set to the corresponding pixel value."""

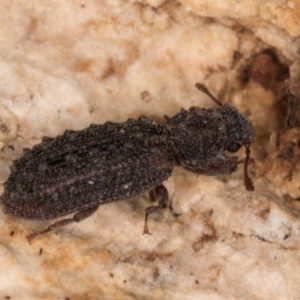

left=144, top=184, right=169, bottom=235
left=27, top=205, right=99, bottom=243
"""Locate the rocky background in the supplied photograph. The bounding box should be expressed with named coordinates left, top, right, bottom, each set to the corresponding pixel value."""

left=0, top=0, right=300, bottom=299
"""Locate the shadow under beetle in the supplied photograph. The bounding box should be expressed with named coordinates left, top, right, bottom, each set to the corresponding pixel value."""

left=1, top=84, right=255, bottom=242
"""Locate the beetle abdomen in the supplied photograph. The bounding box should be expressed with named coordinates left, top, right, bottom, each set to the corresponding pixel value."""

left=1, top=117, right=176, bottom=220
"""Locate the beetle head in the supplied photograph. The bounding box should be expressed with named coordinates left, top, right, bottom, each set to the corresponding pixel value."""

left=167, top=84, right=254, bottom=191
left=195, top=84, right=255, bottom=191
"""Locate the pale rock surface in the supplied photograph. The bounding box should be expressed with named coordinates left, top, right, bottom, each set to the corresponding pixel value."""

left=0, top=1, right=300, bottom=299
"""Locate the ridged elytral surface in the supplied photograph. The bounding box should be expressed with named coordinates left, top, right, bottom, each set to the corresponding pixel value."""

left=2, top=117, right=175, bottom=220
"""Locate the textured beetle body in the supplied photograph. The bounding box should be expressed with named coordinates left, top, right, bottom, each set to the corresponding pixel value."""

left=1, top=84, right=255, bottom=240
left=2, top=117, right=176, bottom=220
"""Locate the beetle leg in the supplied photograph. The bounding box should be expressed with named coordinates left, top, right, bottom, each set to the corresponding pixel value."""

left=144, top=184, right=169, bottom=235
left=27, top=205, right=99, bottom=243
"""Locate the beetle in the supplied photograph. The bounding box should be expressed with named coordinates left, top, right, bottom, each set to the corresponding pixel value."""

left=1, top=84, right=255, bottom=242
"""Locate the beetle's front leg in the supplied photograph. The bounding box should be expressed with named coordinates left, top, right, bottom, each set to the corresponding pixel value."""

left=27, top=205, right=99, bottom=243
left=144, top=184, right=169, bottom=234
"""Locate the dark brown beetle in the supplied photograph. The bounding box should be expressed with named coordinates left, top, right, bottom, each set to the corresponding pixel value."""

left=1, top=84, right=254, bottom=242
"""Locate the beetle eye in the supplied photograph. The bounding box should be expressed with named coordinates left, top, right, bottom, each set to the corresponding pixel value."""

left=227, top=142, right=241, bottom=153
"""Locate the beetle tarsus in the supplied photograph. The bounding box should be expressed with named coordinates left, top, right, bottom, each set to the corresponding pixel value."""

left=144, top=184, right=169, bottom=234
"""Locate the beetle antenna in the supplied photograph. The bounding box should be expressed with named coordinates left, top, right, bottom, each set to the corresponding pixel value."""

left=195, top=83, right=223, bottom=107
left=244, top=144, right=254, bottom=191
